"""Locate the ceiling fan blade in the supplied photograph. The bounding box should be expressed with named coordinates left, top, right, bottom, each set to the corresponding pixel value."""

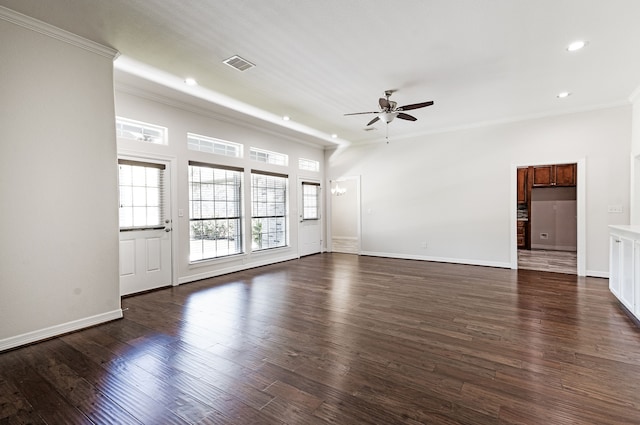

left=397, top=101, right=434, bottom=111
left=379, top=97, right=390, bottom=110
left=366, top=116, right=380, bottom=126
left=397, top=112, right=417, bottom=121
left=344, top=111, right=377, bottom=116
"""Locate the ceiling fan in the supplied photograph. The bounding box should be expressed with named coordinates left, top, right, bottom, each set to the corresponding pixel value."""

left=344, top=90, right=434, bottom=126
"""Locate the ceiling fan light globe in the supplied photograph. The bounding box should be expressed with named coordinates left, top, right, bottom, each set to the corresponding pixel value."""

left=380, top=112, right=397, bottom=124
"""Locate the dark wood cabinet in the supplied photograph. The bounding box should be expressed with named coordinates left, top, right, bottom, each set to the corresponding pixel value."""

left=555, top=163, right=576, bottom=186
left=517, top=221, right=525, bottom=248
left=532, top=165, right=553, bottom=186
left=517, top=167, right=528, bottom=203
left=532, top=163, right=576, bottom=187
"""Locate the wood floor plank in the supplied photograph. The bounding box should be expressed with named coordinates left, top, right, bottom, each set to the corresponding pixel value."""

left=0, top=349, right=92, bottom=425
left=3, top=253, right=640, bottom=424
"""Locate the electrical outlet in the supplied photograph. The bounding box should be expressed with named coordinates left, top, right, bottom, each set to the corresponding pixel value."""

left=540, top=233, right=549, bottom=240
left=420, top=241, right=427, bottom=248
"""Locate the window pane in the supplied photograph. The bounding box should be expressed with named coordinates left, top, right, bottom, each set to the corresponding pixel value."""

left=118, top=162, right=164, bottom=229
left=133, top=207, right=147, bottom=226
left=132, top=187, right=146, bottom=206
left=116, top=117, right=167, bottom=145
left=187, top=133, right=243, bottom=158
left=119, top=207, right=133, bottom=228
left=251, top=173, right=287, bottom=251
left=249, top=147, right=288, bottom=166
left=302, top=183, right=319, bottom=220
left=146, top=168, right=159, bottom=187
left=147, top=188, right=159, bottom=207
left=120, top=186, right=133, bottom=207
left=189, top=164, right=243, bottom=261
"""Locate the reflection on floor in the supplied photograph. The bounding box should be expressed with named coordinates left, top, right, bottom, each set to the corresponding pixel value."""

left=518, top=249, right=577, bottom=275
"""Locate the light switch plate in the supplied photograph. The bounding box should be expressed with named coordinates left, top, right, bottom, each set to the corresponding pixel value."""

left=608, top=205, right=623, bottom=213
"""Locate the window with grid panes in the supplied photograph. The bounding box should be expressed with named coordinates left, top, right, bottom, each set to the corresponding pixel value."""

left=249, top=147, right=288, bottom=166
left=187, top=133, right=242, bottom=157
left=298, top=158, right=319, bottom=172
left=118, top=160, right=164, bottom=229
left=116, top=117, right=167, bottom=145
left=251, top=171, right=287, bottom=250
left=302, top=182, right=320, bottom=220
left=189, top=162, right=243, bottom=261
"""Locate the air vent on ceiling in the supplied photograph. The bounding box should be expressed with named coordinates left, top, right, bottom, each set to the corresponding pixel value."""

left=223, top=55, right=255, bottom=72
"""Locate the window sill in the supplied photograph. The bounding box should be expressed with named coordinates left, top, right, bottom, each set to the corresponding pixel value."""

left=189, top=252, right=246, bottom=269
left=188, top=246, right=292, bottom=269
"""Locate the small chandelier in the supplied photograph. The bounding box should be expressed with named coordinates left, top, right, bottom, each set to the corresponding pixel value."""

left=331, top=183, right=347, bottom=196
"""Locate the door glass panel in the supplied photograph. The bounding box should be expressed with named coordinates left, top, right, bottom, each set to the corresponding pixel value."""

left=118, top=161, right=165, bottom=230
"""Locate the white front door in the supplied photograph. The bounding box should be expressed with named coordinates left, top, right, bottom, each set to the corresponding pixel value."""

left=118, top=158, right=172, bottom=296
left=299, top=179, right=322, bottom=257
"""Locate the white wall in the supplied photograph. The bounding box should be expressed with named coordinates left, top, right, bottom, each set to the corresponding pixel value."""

left=113, top=86, right=326, bottom=284
left=630, top=90, right=640, bottom=224
left=0, top=12, right=121, bottom=349
left=327, top=106, right=631, bottom=276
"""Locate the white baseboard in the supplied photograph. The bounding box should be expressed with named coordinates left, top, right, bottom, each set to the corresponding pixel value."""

left=359, top=251, right=512, bottom=269
left=358, top=250, right=608, bottom=278
left=586, top=270, right=609, bottom=279
left=0, top=309, right=123, bottom=352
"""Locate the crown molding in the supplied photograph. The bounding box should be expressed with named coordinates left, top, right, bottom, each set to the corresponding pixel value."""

left=0, top=5, right=119, bottom=59
left=114, top=81, right=334, bottom=150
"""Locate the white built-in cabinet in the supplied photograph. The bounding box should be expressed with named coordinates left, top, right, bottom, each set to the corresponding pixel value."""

left=609, top=226, right=640, bottom=319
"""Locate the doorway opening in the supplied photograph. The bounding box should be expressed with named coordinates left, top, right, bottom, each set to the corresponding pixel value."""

left=516, top=163, right=578, bottom=274
left=329, top=176, right=361, bottom=255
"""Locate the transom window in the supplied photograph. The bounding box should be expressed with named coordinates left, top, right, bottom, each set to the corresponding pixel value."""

left=251, top=171, right=288, bottom=250
left=118, top=160, right=165, bottom=229
left=116, top=117, right=167, bottom=145
left=302, top=182, right=320, bottom=220
left=187, top=133, right=243, bottom=157
left=299, top=158, right=320, bottom=172
left=188, top=162, right=243, bottom=261
left=249, top=147, right=288, bottom=166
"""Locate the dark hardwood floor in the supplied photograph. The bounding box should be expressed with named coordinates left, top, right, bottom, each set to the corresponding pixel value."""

left=2, top=253, right=640, bottom=424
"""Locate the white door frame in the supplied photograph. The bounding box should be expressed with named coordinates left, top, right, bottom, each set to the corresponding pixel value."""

left=510, top=158, right=586, bottom=276
left=118, top=150, right=178, bottom=288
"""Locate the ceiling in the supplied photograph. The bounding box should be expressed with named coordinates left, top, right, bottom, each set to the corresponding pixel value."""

left=3, top=0, right=640, bottom=147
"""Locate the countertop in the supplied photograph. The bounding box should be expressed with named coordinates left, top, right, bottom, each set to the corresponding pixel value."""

left=609, top=225, right=640, bottom=237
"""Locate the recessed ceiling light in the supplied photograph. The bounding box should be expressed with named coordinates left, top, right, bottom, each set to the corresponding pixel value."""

left=557, top=91, right=571, bottom=99
left=282, top=115, right=290, bottom=121
left=567, top=40, right=587, bottom=52
left=331, top=134, right=338, bottom=139
left=185, top=77, right=197, bottom=86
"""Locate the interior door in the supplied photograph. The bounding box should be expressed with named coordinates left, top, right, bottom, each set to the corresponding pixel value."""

left=118, top=158, right=172, bottom=296
left=298, top=179, right=322, bottom=257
